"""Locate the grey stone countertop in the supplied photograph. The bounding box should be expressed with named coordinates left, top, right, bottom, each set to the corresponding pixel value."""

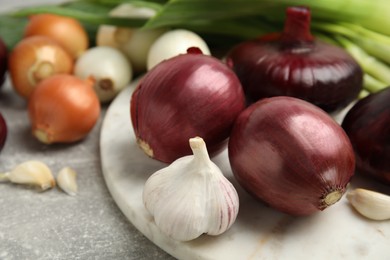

left=0, top=1, right=174, bottom=259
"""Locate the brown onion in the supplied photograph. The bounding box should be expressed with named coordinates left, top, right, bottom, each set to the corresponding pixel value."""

left=0, top=112, right=6, bottom=152
left=24, top=14, right=88, bottom=59
left=9, top=36, right=73, bottom=99
left=28, top=74, right=100, bottom=144
left=342, top=87, right=390, bottom=184
left=226, top=7, right=363, bottom=112
left=228, top=96, right=355, bottom=216
left=130, top=47, right=246, bottom=163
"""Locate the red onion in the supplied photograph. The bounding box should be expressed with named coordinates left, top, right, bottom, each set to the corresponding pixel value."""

left=228, top=96, right=355, bottom=216
left=342, top=87, right=390, bottom=184
left=0, top=37, right=7, bottom=87
left=225, top=7, right=363, bottom=112
left=0, top=112, right=6, bottom=152
left=131, top=47, right=246, bottom=163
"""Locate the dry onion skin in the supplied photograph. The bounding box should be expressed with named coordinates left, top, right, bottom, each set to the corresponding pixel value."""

left=8, top=36, right=73, bottom=99
left=28, top=74, right=100, bottom=144
left=24, top=14, right=89, bottom=59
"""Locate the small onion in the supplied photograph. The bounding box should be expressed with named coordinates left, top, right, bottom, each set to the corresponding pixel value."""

left=226, top=7, right=363, bottom=112
left=8, top=36, right=73, bottom=99
left=342, top=87, right=390, bottom=184
left=96, top=3, right=166, bottom=73
left=131, top=47, right=246, bottom=163
left=228, top=96, right=355, bottom=216
left=0, top=37, right=7, bottom=87
left=28, top=74, right=100, bottom=144
left=0, top=112, right=7, bottom=153
left=74, top=46, right=132, bottom=103
left=147, top=29, right=211, bottom=70
left=24, top=14, right=89, bottom=59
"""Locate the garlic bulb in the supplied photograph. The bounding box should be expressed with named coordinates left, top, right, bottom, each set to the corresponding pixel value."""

left=0, top=160, right=55, bottom=191
left=347, top=188, right=390, bottom=220
left=57, top=167, right=78, bottom=196
left=143, top=137, right=239, bottom=241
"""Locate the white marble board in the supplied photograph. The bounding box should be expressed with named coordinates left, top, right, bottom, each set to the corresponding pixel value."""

left=100, top=81, right=390, bottom=260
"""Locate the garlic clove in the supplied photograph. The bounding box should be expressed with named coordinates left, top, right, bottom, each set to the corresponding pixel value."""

left=57, top=167, right=78, bottom=196
left=347, top=188, right=390, bottom=221
left=143, top=137, right=239, bottom=241
left=0, top=160, right=55, bottom=191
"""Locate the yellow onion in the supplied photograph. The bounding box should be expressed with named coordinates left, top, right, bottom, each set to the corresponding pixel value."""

left=28, top=74, right=100, bottom=144
left=24, top=14, right=88, bottom=59
left=8, top=36, right=73, bottom=99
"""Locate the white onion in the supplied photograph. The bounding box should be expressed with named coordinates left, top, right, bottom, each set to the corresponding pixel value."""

left=74, top=46, right=132, bottom=103
left=96, top=3, right=166, bottom=73
left=146, top=29, right=211, bottom=70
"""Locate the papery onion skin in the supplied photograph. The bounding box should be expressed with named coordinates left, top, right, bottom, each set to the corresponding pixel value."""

left=8, top=36, right=73, bottom=99
left=131, top=48, right=246, bottom=163
left=0, top=37, right=7, bottom=87
left=228, top=96, right=355, bottom=216
left=342, top=87, right=390, bottom=184
left=0, top=112, right=7, bottom=152
left=226, top=7, right=363, bottom=112
left=28, top=74, right=100, bottom=144
left=24, top=14, right=88, bottom=59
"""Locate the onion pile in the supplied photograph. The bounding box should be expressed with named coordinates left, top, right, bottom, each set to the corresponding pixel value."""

left=0, top=112, right=6, bottom=153
left=342, top=87, right=390, bottom=184
left=226, top=7, right=363, bottom=112
left=130, top=47, right=245, bottom=163
left=228, top=96, right=355, bottom=216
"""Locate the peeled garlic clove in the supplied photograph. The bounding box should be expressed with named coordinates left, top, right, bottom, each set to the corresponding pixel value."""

left=57, top=167, right=78, bottom=196
left=0, top=160, right=55, bottom=191
left=347, top=188, right=390, bottom=220
left=143, top=137, right=239, bottom=241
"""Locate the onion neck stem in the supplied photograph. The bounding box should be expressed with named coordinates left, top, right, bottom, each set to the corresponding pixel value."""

left=281, top=6, right=314, bottom=44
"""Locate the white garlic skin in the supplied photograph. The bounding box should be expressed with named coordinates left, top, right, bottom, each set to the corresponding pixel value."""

left=347, top=188, right=390, bottom=221
left=57, top=167, right=78, bottom=196
left=74, top=46, right=132, bottom=103
left=96, top=3, right=166, bottom=73
left=146, top=29, right=211, bottom=70
left=143, top=137, right=239, bottom=241
left=2, top=160, right=55, bottom=191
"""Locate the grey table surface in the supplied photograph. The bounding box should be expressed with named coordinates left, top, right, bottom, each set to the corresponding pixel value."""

left=0, top=1, right=174, bottom=259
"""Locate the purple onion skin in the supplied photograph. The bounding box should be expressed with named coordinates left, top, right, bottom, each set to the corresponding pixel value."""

left=226, top=7, right=363, bottom=112
left=342, top=87, right=390, bottom=184
left=0, top=112, right=7, bottom=152
left=131, top=50, right=246, bottom=163
left=0, top=37, right=7, bottom=87
left=228, top=96, right=355, bottom=216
